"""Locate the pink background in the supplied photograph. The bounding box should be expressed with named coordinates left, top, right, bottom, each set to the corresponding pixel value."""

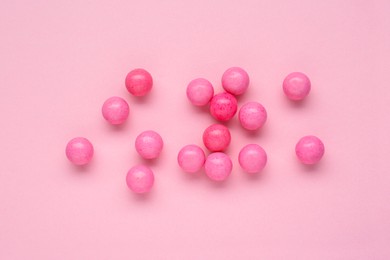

left=1, top=0, right=390, bottom=259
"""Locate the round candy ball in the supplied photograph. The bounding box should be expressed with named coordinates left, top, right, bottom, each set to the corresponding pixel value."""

left=283, top=72, right=311, bottom=101
left=135, top=130, right=164, bottom=159
left=202, top=124, right=231, bottom=152
left=126, top=165, right=154, bottom=194
left=238, top=144, right=267, bottom=174
left=186, top=78, right=214, bottom=106
left=222, top=67, right=249, bottom=95
left=205, top=152, right=233, bottom=182
left=295, top=135, right=325, bottom=165
left=239, top=102, right=267, bottom=131
left=125, top=68, right=153, bottom=96
left=101, top=96, right=129, bottom=125
left=209, top=92, right=238, bottom=121
left=65, top=137, right=94, bottom=165
left=177, top=145, right=206, bottom=173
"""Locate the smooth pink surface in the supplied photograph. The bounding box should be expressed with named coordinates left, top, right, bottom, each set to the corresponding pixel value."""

left=222, top=67, right=250, bottom=95
left=186, top=78, right=214, bottom=106
left=295, top=135, right=325, bottom=165
left=209, top=92, right=238, bottom=121
left=238, top=101, right=267, bottom=131
left=101, top=96, right=129, bottom=125
left=125, top=68, right=153, bottom=96
left=177, top=144, right=206, bottom=173
left=135, top=130, right=164, bottom=159
left=202, top=124, right=231, bottom=152
left=126, top=165, right=154, bottom=194
left=239, top=144, right=267, bottom=174
left=283, top=72, right=311, bottom=101
left=204, top=152, right=233, bottom=182
left=1, top=1, right=390, bottom=259
left=65, top=137, right=94, bottom=165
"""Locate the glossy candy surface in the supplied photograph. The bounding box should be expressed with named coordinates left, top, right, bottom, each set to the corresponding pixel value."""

left=283, top=72, right=311, bottom=101
left=295, top=135, right=325, bottom=164
left=209, top=92, right=238, bottom=121
left=186, top=78, right=214, bottom=106
left=177, top=145, right=206, bottom=173
left=204, top=152, right=232, bottom=182
left=102, top=96, right=129, bottom=125
left=135, top=130, right=163, bottom=159
left=126, top=165, right=154, bottom=194
left=222, top=67, right=249, bottom=96
left=65, top=137, right=94, bottom=166
left=125, top=68, right=153, bottom=96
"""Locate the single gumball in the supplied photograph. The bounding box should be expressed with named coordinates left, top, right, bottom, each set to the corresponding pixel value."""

left=204, top=152, right=232, bottom=182
left=222, top=67, right=249, bottom=96
left=209, top=92, right=238, bottom=121
left=202, top=124, right=231, bottom=152
left=65, top=137, right=94, bottom=166
left=126, top=165, right=154, bottom=194
left=177, top=144, right=206, bottom=173
left=295, top=135, right=325, bottom=165
left=125, top=68, right=153, bottom=96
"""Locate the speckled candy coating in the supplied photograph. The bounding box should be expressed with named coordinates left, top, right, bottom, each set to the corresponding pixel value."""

left=126, top=165, right=154, bottom=194
left=221, top=67, right=249, bottom=96
left=203, top=124, right=231, bottom=152
left=283, top=72, right=311, bottom=101
left=239, top=144, right=267, bottom=174
left=209, top=92, right=238, bottom=121
left=186, top=78, right=214, bottom=106
left=65, top=137, right=94, bottom=165
left=239, top=101, right=267, bottom=131
left=205, top=152, right=233, bottom=182
left=177, top=145, right=206, bottom=173
left=295, top=135, right=325, bottom=165
left=101, top=96, right=129, bottom=125
left=125, top=68, right=153, bottom=96
left=135, top=130, right=164, bottom=159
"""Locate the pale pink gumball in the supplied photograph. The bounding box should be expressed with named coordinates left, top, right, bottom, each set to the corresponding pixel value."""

left=239, top=144, right=267, bottom=174
left=177, top=145, right=206, bottom=173
left=135, top=130, right=164, bottom=159
left=101, top=96, right=129, bottom=125
left=186, top=78, right=214, bottom=106
left=222, top=67, right=250, bottom=95
left=239, top=101, right=267, bottom=131
left=209, top=92, right=238, bottom=121
left=202, top=124, right=231, bottom=152
left=126, top=165, right=154, bottom=194
left=65, top=137, right=94, bottom=165
left=204, top=152, right=233, bottom=182
left=283, top=72, right=311, bottom=101
left=295, top=135, right=325, bottom=165
left=125, top=68, right=153, bottom=96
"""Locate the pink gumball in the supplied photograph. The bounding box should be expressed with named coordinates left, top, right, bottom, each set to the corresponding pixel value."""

left=125, top=68, right=153, bottom=96
left=283, top=72, right=311, bottom=101
left=238, top=102, right=267, bottom=131
left=186, top=78, right=214, bottom=106
left=239, top=144, right=267, bottom=174
left=202, top=124, right=231, bottom=152
left=65, top=137, right=94, bottom=165
left=177, top=145, right=206, bottom=173
left=222, top=67, right=250, bottom=95
left=102, top=96, right=129, bottom=125
left=126, top=165, right=154, bottom=194
left=205, top=152, right=232, bottom=182
left=295, top=135, right=325, bottom=165
left=135, top=130, right=164, bottom=159
left=210, top=92, right=238, bottom=121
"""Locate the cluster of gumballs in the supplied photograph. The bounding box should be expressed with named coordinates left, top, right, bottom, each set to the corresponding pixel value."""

left=65, top=67, right=325, bottom=194
left=178, top=67, right=324, bottom=182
